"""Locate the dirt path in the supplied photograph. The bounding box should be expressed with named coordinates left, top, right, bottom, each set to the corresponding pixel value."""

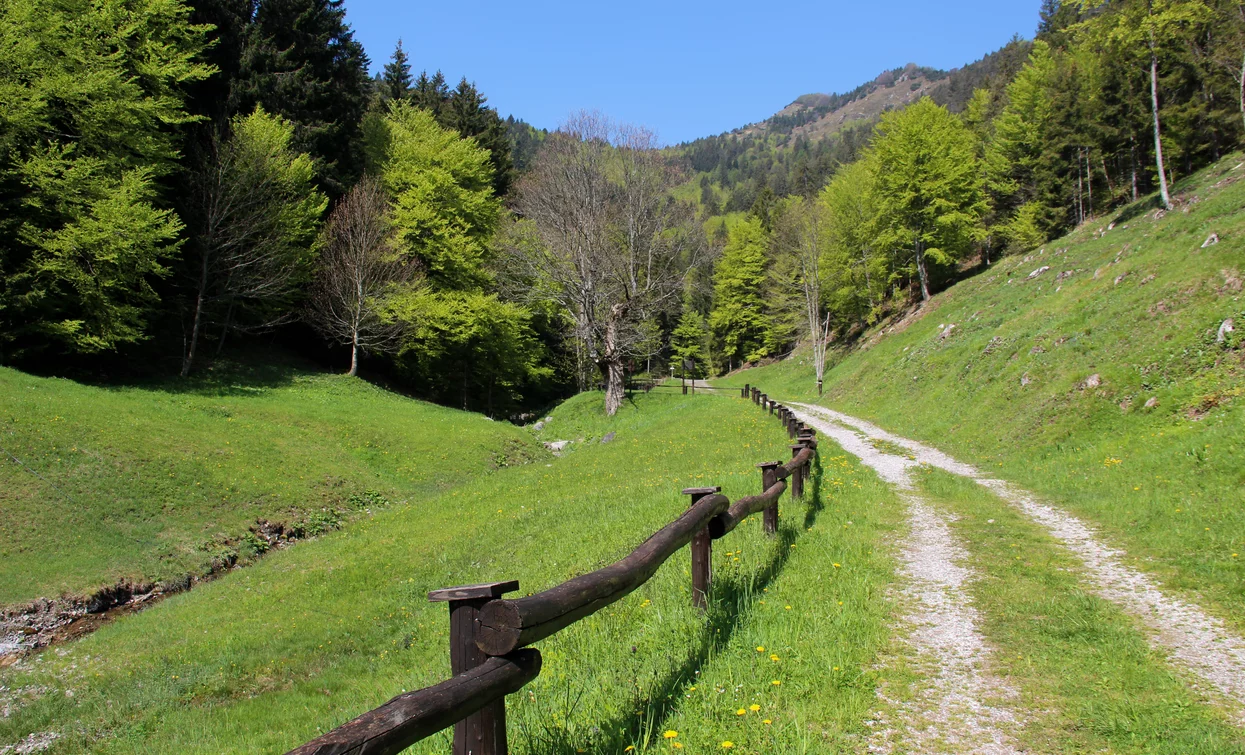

left=793, top=403, right=1245, bottom=725
left=795, top=407, right=1023, bottom=753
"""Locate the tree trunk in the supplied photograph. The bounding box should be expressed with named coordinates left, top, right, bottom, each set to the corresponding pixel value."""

left=348, top=331, right=359, bottom=377
left=214, top=299, right=235, bottom=358
left=1239, top=50, right=1245, bottom=134
left=1130, top=138, right=1139, bottom=202
left=1149, top=42, right=1173, bottom=210
left=182, top=255, right=210, bottom=377
left=602, top=305, right=627, bottom=416
left=915, top=238, right=931, bottom=303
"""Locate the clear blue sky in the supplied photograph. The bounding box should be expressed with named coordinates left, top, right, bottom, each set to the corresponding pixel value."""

left=345, top=1, right=1041, bottom=145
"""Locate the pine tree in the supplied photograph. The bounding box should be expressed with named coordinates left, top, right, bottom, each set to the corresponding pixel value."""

left=443, top=79, right=516, bottom=196
left=381, top=39, right=413, bottom=102
left=412, top=70, right=451, bottom=117
left=233, top=0, right=372, bottom=195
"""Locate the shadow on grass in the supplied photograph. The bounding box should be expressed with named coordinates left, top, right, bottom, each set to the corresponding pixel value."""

left=517, top=459, right=825, bottom=754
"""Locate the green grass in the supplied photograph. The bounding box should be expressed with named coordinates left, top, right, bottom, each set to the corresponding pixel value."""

left=0, top=357, right=545, bottom=605
left=0, top=389, right=903, bottom=754
left=916, top=468, right=1245, bottom=753
left=722, top=153, right=1245, bottom=631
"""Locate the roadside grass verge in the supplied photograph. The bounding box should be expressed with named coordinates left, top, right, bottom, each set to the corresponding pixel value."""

left=0, top=390, right=899, bottom=754
left=0, top=358, right=544, bottom=605
left=720, top=154, right=1245, bottom=630
left=918, top=468, right=1245, bottom=754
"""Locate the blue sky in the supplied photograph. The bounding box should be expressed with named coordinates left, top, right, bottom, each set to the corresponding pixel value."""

left=345, top=1, right=1041, bottom=145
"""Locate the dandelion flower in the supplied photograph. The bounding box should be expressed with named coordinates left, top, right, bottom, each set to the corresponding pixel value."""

left=771, top=680, right=782, bottom=686
left=749, top=704, right=761, bottom=712
left=721, top=742, right=735, bottom=749
left=763, top=719, right=772, bottom=725
left=736, top=708, right=746, bottom=716
left=664, top=731, right=678, bottom=739
left=756, top=646, right=765, bottom=653
left=770, top=654, right=780, bottom=662
left=673, top=744, right=684, bottom=750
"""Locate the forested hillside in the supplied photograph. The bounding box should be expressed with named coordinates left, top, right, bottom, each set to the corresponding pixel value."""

left=2, top=0, right=1243, bottom=420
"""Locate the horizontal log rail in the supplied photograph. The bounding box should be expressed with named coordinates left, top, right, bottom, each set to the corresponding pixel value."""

left=287, top=384, right=814, bottom=755
left=475, top=491, right=731, bottom=655
left=287, top=650, right=542, bottom=755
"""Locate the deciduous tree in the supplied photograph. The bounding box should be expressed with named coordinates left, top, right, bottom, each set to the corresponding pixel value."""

left=306, top=177, right=415, bottom=376
left=872, top=98, right=986, bottom=303
left=183, top=107, right=326, bottom=375
left=511, top=113, right=702, bottom=415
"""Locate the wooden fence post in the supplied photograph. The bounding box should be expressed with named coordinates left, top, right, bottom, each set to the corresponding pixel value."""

left=428, top=581, right=521, bottom=755
left=760, top=393, right=767, bottom=410
left=798, top=430, right=816, bottom=488
left=789, top=445, right=807, bottom=499
left=768, top=400, right=775, bottom=416
left=682, top=486, right=721, bottom=609
left=742, top=383, right=749, bottom=399
left=787, top=414, right=797, bottom=440
left=757, top=461, right=782, bottom=536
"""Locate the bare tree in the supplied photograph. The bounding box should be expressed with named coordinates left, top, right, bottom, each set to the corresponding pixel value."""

left=509, top=113, right=702, bottom=415
left=182, top=109, right=325, bottom=376
left=306, top=177, right=415, bottom=375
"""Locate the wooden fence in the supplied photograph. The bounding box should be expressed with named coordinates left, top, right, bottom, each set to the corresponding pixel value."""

left=288, top=383, right=816, bottom=755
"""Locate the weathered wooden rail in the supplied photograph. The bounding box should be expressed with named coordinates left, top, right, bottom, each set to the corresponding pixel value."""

left=288, top=383, right=816, bottom=755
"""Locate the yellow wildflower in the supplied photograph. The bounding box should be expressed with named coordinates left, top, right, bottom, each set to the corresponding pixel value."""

left=663, top=731, right=678, bottom=739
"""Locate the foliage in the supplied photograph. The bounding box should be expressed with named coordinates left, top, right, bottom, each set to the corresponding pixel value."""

left=0, top=0, right=210, bottom=356
left=378, top=103, right=501, bottom=291
left=709, top=218, right=773, bottom=366
left=231, top=0, right=372, bottom=195
left=721, top=153, right=1245, bottom=639
left=817, top=160, right=888, bottom=327
left=871, top=98, right=986, bottom=302
left=182, top=106, right=327, bottom=375
left=671, top=307, right=710, bottom=376
left=384, top=287, right=551, bottom=415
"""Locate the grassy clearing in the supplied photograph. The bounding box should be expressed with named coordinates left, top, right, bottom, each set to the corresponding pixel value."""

left=0, top=357, right=544, bottom=605
left=721, top=154, right=1245, bottom=629
left=917, top=468, right=1245, bottom=753
left=0, top=389, right=901, bottom=754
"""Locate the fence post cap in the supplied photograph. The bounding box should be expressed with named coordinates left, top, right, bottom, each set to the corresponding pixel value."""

left=755, top=461, right=783, bottom=470
left=790, top=444, right=807, bottom=451
left=428, top=580, right=520, bottom=602
left=681, top=486, right=722, bottom=496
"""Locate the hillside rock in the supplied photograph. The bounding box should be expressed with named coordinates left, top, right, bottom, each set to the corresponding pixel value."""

left=1219, top=318, right=1236, bottom=343
left=1082, top=374, right=1102, bottom=390
left=600, top=432, right=616, bottom=444
left=1028, top=266, right=1051, bottom=280
left=1202, top=233, right=1220, bottom=248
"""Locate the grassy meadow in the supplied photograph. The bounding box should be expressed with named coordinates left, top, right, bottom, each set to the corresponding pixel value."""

left=0, top=358, right=545, bottom=605
left=720, top=154, right=1245, bottom=631
left=0, top=387, right=906, bottom=754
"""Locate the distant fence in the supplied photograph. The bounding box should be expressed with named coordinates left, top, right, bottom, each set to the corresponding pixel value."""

left=288, top=382, right=816, bottom=755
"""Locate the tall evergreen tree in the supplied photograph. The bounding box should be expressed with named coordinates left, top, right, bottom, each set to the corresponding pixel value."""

left=411, top=70, right=451, bottom=117
left=442, top=78, right=515, bottom=196
left=381, top=39, right=413, bottom=102
left=233, top=0, right=371, bottom=195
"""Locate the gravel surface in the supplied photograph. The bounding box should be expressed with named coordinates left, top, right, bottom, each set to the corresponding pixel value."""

left=792, top=406, right=1023, bottom=753
left=794, top=402, right=1245, bottom=725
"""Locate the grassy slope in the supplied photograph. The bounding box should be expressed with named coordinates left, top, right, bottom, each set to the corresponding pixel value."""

left=1, top=388, right=905, bottom=754
left=0, top=359, right=544, bottom=605
left=720, top=154, right=1245, bottom=629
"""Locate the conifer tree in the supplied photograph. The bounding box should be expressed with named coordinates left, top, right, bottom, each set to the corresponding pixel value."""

left=381, top=39, right=413, bottom=102
left=233, top=0, right=372, bottom=195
